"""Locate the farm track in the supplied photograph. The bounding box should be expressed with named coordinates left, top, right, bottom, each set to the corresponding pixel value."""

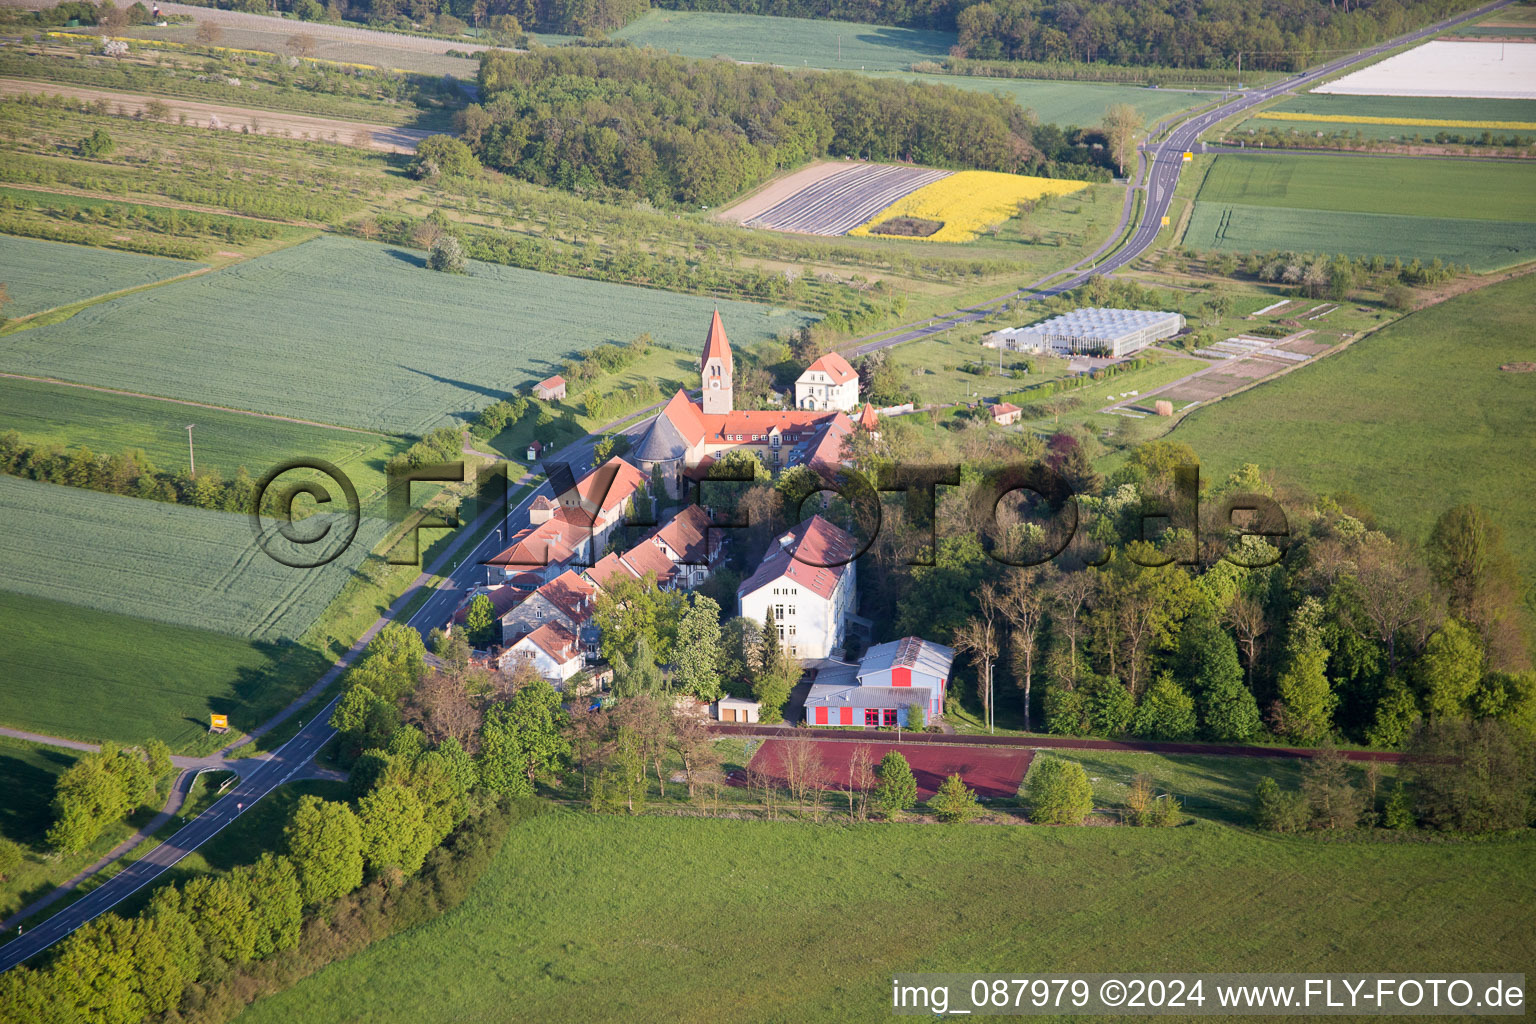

left=744, top=163, right=951, bottom=235
left=0, top=78, right=431, bottom=153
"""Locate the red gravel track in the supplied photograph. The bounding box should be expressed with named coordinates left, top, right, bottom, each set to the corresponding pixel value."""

left=743, top=738, right=1033, bottom=799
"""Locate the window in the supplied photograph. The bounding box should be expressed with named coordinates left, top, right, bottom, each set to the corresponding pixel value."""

left=788, top=625, right=796, bottom=636
left=882, top=709, right=898, bottom=727
left=777, top=625, right=785, bottom=639
left=787, top=605, right=796, bottom=617
left=789, top=646, right=798, bottom=656
left=864, top=708, right=880, bottom=726
left=775, top=604, right=784, bottom=619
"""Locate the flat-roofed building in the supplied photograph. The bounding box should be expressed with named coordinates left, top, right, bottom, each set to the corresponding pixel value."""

left=988, top=307, right=1185, bottom=358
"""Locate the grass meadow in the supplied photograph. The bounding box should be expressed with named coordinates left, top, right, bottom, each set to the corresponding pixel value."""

left=1171, top=272, right=1536, bottom=582
left=1278, top=93, right=1536, bottom=124
left=0, top=590, right=331, bottom=749
left=610, top=10, right=954, bottom=71
left=885, top=72, right=1214, bottom=127
left=0, top=235, right=812, bottom=435
left=235, top=807, right=1536, bottom=1024
left=0, top=234, right=200, bottom=318
left=0, top=475, right=388, bottom=641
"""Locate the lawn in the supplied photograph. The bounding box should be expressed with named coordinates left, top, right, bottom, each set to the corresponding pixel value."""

left=0, top=375, right=403, bottom=508
left=1169, top=272, right=1536, bottom=582
left=0, top=590, right=331, bottom=749
left=882, top=72, right=1214, bottom=128
left=610, top=10, right=954, bottom=72
left=0, top=475, right=387, bottom=641
left=1183, top=203, right=1536, bottom=271
left=1192, top=154, right=1536, bottom=221
left=0, top=235, right=813, bottom=436
left=236, top=808, right=1536, bottom=1024
left=0, top=234, right=200, bottom=318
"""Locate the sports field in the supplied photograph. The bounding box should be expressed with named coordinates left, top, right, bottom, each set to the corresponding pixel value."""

left=0, top=475, right=386, bottom=641
left=1170, top=273, right=1536, bottom=582
left=237, top=808, right=1536, bottom=1024
left=0, top=376, right=400, bottom=506
left=0, top=234, right=200, bottom=318
left=610, top=10, right=954, bottom=72
left=0, top=236, right=812, bottom=435
left=0, top=590, right=329, bottom=748
left=1184, top=154, right=1536, bottom=269
left=745, top=739, right=1033, bottom=799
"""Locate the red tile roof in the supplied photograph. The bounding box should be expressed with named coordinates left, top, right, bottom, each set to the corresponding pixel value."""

left=517, top=621, right=579, bottom=663
left=568, top=457, right=648, bottom=517
left=450, top=584, right=525, bottom=626
left=991, top=402, right=1022, bottom=420
left=738, top=514, right=858, bottom=601
left=653, top=504, right=717, bottom=566
left=702, top=309, right=733, bottom=375
left=537, top=375, right=566, bottom=390
left=858, top=403, right=879, bottom=431
left=803, top=352, right=858, bottom=385
left=489, top=512, right=588, bottom=568
left=535, top=569, right=599, bottom=624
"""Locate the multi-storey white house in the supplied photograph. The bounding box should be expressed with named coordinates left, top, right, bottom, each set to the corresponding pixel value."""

left=794, top=352, right=860, bottom=412
left=737, top=514, right=858, bottom=660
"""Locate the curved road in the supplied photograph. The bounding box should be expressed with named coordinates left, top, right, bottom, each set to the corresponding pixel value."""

left=850, top=0, right=1513, bottom=357
left=0, top=0, right=1513, bottom=974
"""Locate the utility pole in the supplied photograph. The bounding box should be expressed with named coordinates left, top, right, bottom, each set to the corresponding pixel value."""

left=185, top=424, right=195, bottom=478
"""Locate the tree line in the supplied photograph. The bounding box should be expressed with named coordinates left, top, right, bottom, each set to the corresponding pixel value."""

left=462, top=46, right=1115, bottom=207
left=835, top=426, right=1534, bottom=752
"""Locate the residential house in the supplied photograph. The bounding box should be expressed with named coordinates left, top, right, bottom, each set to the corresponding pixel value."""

left=499, top=569, right=601, bottom=655
left=533, top=375, right=567, bottom=401
left=738, top=514, right=858, bottom=660
left=505, top=622, right=583, bottom=688
left=794, top=352, right=860, bottom=412
left=991, top=402, right=1022, bottom=426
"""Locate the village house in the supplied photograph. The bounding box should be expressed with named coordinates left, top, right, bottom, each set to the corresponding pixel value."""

left=738, top=514, right=859, bottom=660
left=533, top=375, right=567, bottom=401
left=794, top=352, right=860, bottom=412
left=991, top=402, right=1023, bottom=426
left=498, top=569, right=601, bottom=655
left=502, top=621, right=584, bottom=688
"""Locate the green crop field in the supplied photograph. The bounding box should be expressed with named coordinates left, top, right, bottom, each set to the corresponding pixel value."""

left=0, top=234, right=200, bottom=318
left=1183, top=203, right=1536, bottom=270
left=1278, top=93, right=1536, bottom=123
left=611, top=10, right=954, bottom=72
left=0, top=236, right=812, bottom=436
left=1170, top=272, right=1536, bottom=583
left=237, top=807, right=1535, bottom=1024
left=1193, top=154, right=1536, bottom=221
left=884, top=73, right=1214, bottom=127
left=0, top=590, right=329, bottom=749
left=0, top=475, right=387, bottom=641
left=0, top=376, right=402, bottom=508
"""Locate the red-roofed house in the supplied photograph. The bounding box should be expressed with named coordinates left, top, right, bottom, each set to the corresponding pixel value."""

left=795, top=352, right=860, bottom=412
left=505, top=622, right=583, bottom=687
left=553, top=456, right=649, bottom=553
left=487, top=510, right=591, bottom=581
left=533, top=376, right=566, bottom=401
left=738, top=514, right=859, bottom=660
left=447, top=584, right=526, bottom=640
left=500, top=569, right=601, bottom=653
left=991, top=402, right=1022, bottom=426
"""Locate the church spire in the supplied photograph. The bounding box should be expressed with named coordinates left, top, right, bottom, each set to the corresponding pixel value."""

left=700, top=309, right=734, bottom=415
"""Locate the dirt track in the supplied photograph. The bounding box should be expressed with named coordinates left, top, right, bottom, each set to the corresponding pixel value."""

left=0, top=78, right=430, bottom=153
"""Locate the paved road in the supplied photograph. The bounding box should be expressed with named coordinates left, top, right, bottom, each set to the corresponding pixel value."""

left=0, top=0, right=1512, bottom=973
left=848, top=0, right=1514, bottom=358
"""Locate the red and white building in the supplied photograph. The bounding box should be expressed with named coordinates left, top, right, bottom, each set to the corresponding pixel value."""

left=802, top=636, right=955, bottom=727
left=533, top=375, right=567, bottom=401
left=585, top=503, right=725, bottom=592
left=502, top=622, right=584, bottom=687
left=633, top=312, right=856, bottom=498
left=489, top=457, right=650, bottom=580
left=737, top=514, right=858, bottom=660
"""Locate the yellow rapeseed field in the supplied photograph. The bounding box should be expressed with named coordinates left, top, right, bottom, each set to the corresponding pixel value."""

left=1254, top=111, right=1536, bottom=131
left=848, top=170, right=1089, bottom=243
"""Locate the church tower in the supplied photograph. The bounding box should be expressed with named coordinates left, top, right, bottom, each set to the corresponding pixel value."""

left=700, top=309, right=734, bottom=415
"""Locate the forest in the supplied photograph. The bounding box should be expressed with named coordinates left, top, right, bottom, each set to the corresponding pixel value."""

left=464, top=47, right=1112, bottom=206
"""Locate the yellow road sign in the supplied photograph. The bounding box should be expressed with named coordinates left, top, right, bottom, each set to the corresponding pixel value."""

left=1161, top=216, right=1170, bottom=226
left=1182, top=151, right=1193, bottom=162
left=210, top=713, right=228, bottom=730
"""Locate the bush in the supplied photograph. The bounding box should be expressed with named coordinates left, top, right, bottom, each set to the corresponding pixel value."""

left=1251, top=776, right=1309, bottom=833
left=929, top=773, right=980, bottom=823
left=0, top=835, right=21, bottom=880
left=905, top=704, right=925, bottom=732
left=1026, top=756, right=1093, bottom=825
left=78, top=128, right=114, bottom=158
left=873, top=752, right=917, bottom=820
left=428, top=235, right=467, bottom=274
left=411, top=135, right=480, bottom=180
left=1382, top=782, right=1415, bottom=829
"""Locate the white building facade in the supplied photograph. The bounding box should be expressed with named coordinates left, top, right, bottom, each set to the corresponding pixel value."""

left=738, top=515, right=858, bottom=660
